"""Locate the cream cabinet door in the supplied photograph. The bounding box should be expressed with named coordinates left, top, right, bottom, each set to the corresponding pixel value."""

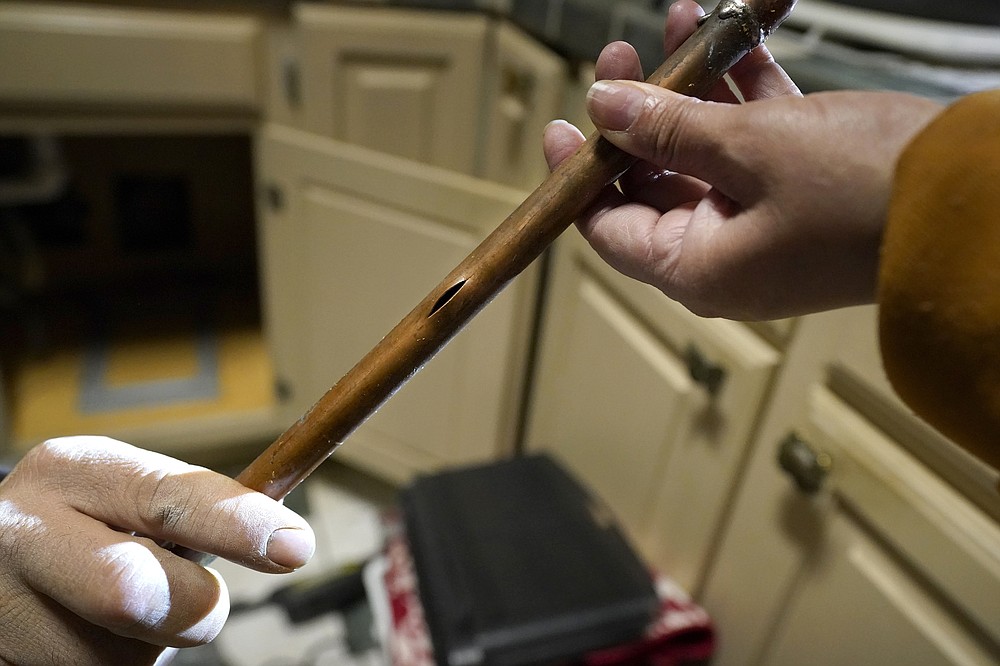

left=760, top=389, right=1000, bottom=666
left=296, top=4, right=487, bottom=175
left=479, top=21, right=565, bottom=190
left=256, top=124, right=538, bottom=484
left=525, top=233, right=780, bottom=593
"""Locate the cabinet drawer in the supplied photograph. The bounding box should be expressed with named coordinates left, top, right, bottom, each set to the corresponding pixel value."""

left=773, top=387, right=1000, bottom=661
left=0, top=3, right=262, bottom=109
left=826, top=306, right=1000, bottom=522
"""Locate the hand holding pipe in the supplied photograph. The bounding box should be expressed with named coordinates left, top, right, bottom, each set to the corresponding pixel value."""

left=170, top=0, right=797, bottom=571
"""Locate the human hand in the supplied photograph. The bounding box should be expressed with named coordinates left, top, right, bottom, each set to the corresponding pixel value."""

left=543, top=0, right=942, bottom=320
left=0, top=436, right=315, bottom=665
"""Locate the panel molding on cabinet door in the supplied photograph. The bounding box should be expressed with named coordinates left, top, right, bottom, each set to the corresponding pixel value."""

left=256, top=124, right=537, bottom=484
left=296, top=4, right=487, bottom=174
left=642, top=302, right=782, bottom=593
left=826, top=305, right=1000, bottom=521
left=762, top=507, right=998, bottom=665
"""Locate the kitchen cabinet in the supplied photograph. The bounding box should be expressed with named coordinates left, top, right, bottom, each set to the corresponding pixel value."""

left=524, top=232, right=781, bottom=594
left=701, top=307, right=1000, bottom=666
left=293, top=3, right=564, bottom=187
left=257, top=4, right=562, bottom=481
left=255, top=124, right=539, bottom=484
left=524, top=59, right=782, bottom=595
left=2, top=3, right=998, bottom=662
left=256, top=3, right=569, bottom=481
left=527, top=59, right=1000, bottom=664
left=0, top=2, right=561, bottom=474
left=0, top=3, right=273, bottom=458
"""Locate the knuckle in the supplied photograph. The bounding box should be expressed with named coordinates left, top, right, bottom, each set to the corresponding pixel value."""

left=0, top=511, right=37, bottom=564
left=641, top=96, right=746, bottom=184
left=24, top=438, right=67, bottom=468
left=33, top=435, right=112, bottom=463
left=17, top=437, right=125, bottom=509
left=645, top=95, right=696, bottom=169
left=135, top=471, right=198, bottom=536
left=0, top=496, right=47, bottom=568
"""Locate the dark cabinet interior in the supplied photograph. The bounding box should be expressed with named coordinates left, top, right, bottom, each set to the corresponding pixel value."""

left=0, top=133, right=276, bottom=453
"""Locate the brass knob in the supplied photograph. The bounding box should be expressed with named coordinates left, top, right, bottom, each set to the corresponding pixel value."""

left=282, top=57, right=301, bottom=107
left=264, top=184, right=284, bottom=212
left=777, top=433, right=832, bottom=494
left=684, top=344, right=726, bottom=396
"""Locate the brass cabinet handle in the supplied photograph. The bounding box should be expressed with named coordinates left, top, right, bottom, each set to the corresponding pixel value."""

left=777, top=433, right=832, bottom=494
left=282, top=57, right=301, bottom=107
left=685, top=344, right=726, bottom=396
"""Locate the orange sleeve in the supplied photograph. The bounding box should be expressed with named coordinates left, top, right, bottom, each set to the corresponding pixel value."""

left=878, top=89, right=1000, bottom=472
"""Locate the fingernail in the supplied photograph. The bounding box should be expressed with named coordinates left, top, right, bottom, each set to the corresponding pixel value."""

left=266, top=527, right=315, bottom=569
left=587, top=81, right=646, bottom=132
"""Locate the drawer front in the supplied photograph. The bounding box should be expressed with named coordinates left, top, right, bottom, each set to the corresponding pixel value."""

left=0, top=3, right=262, bottom=109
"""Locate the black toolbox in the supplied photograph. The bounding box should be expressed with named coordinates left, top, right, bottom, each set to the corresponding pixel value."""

left=400, top=454, right=658, bottom=666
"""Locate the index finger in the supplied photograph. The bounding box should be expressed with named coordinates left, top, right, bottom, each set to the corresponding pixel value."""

left=664, top=0, right=704, bottom=55
left=30, top=437, right=314, bottom=572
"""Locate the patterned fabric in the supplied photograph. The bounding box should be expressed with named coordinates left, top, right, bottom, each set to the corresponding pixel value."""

left=581, top=576, right=715, bottom=666
left=383, top=531, right=435, bottom=666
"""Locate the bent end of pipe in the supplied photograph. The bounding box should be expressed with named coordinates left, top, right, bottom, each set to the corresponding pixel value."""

left=747, top=0, right=798, bottom=39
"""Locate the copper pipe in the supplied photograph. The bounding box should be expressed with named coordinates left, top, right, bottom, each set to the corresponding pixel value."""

left=228, top=0, right=797, bottom=504
left=164, top=2, right=797, bottom=575
left=157, top=12, right=804, bottom=656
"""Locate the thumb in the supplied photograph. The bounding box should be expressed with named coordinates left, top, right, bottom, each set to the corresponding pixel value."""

left=586, top=80, right=739, bottom=187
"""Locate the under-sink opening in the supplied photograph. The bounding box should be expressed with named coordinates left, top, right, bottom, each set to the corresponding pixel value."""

left=0, top=133, right=276, bottom=457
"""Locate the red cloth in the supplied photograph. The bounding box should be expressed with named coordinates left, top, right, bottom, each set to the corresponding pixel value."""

left=381, top=527, right=715, bottom=666
left=383, top=531, right=436, bottom=666
left=582, top=575, right=715, bottom=666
